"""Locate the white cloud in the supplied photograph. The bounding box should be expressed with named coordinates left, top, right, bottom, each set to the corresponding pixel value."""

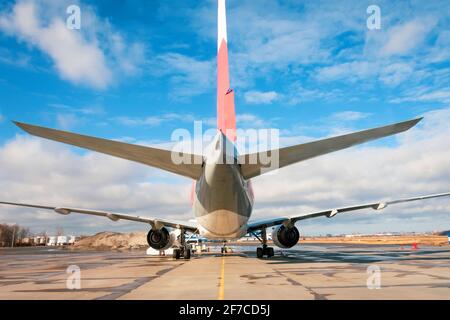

left=426, top=30, right=450, bottom=63
left=108, top=33, right=145, bottom=76
left=251, top=108, right=450, bottom=235
left=244, top=91, right=279, bottom=104
left=314, top=60, right=426, bottom=89
left=0, top=47, right=31, bottom=68
left=0, top=1, right=111, bottom=88
left=0, top=135, right=191, bottom=234
left=190, top=0, right=366, bottom=89
left=154, top=53, right=214, bottom=99
left=56, top=113, right=82, bottom=130
left=329, top=111, right=371, bottom=121
left=381, top=19, right=435, bottom=56
left=114, top=113, right=195, bottom=127
left=236, top=113, right=268, bottom=128
left=49, top=103, right=105, bottom=116
left=379, top=62, right=415, bottom=86
left=0, top=108, right=449, bottom=235
left=287, top=82, right=343, bottom=105
left=416, top=90, right=450, bottom=103
left=391, top=87, right=450, bottom=104
left=0, top=1, right=145, bottom=89
left=315, top=61, right=373, bottom=82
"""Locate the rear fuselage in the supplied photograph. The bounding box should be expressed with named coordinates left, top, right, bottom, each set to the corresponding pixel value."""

left=193, top=0, right=253, bottom=239
left=193, top=132, right=254, bottom=239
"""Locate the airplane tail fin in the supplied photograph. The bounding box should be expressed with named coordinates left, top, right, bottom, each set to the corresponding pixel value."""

left=217, top=0, right=236, bottom=141
left=238, top=118, right=422, bottom=179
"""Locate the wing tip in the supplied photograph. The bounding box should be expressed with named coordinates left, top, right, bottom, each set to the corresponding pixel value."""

left=412, top=117, right=423, bottom=125
left=13, top=121, right=44, bottom=136
left=400, top=117, right=423, bottom=131
left=12, top=120, right=29, bottom=131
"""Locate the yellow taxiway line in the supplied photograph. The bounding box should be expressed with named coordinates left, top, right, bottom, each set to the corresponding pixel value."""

left=217, top=256, right=225, bottom=300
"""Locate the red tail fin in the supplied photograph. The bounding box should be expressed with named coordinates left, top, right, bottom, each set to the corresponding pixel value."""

left=217, top=0, right=236, bottom=141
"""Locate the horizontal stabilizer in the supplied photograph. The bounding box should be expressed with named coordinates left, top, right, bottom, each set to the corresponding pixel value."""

left=14, top=121, right=203, bottom=180
left=239, top=118, right=422, bottom=179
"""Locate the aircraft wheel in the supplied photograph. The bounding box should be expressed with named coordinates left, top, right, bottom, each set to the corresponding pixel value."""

left=256, top=247, right=263, bottom=258
left=267, top=247, right=274, bottom=257
left=183, top=247, right=191, bottom=259
left=173, top=248, right=181, bottom=259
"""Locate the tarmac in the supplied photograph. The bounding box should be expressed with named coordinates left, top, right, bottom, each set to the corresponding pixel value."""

left=0, top=244, right=449, bottom=300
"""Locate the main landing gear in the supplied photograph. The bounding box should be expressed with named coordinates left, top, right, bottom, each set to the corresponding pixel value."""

left=173, top=229, right=191, bottom=260
left=254, top=228, right=274, bottom=258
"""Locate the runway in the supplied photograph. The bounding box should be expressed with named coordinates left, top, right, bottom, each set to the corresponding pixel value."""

left=0, top=244, right=449, bottom=300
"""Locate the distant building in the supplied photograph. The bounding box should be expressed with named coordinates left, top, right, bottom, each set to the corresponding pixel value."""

left=238, top=236, right=256, bottom=242
left=56, top=236, right=68, bottom=246
left=68, top=236, right=78, bottom=245
left=11, top=235, right=80, bottom=247
left=47, top=236, right=57, bottom=246
left=33, top=236, right=46, bottom=246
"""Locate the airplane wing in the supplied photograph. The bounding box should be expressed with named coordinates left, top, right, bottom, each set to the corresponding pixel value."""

left=247, top=192, right=450, bottom=232
left=239, top=118, right=422, bottom=179
left=0, top=201, right=198, bottom=232
left=13, top=121, right=203, bottom=180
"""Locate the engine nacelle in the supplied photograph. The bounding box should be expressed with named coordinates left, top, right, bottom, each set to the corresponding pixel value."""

left=147, top=227, right=176, bottom=251
left=272, top=225, right=300, bottom=248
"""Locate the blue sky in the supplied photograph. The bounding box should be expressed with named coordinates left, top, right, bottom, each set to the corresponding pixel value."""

left=0, top=0, right=449, bottom=235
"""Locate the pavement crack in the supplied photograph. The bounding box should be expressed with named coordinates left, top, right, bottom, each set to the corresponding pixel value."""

left=274, top=269, right=328, bottom=300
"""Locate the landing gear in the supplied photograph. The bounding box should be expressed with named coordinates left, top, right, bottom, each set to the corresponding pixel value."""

left=183, top=247, right=191, bottom=259
left=221, top=241, right=230, bottom=254
left=257, top=244, right=274, bottom=258
left=265, top=246, right=274, bottom=257
left=254, top=228, right=274, bottom=258
left=173, top=229, right=191, bottom=260
left=256, top=247, right=263, bottom=258
left=173, top=248, right=181, bottom=259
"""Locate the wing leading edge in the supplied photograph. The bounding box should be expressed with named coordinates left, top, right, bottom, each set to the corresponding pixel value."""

left=0, top=201, right=198, bottom=232
left=247, top=192, right=450, bottom=232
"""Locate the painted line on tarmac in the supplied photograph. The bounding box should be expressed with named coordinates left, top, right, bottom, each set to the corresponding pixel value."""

left=217, top=256, right=225, bottom=300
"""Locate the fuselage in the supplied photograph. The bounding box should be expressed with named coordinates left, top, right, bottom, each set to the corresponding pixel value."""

left=193, top=132, right=254, bottom=240
left=192, top=0, right=253, bottom=240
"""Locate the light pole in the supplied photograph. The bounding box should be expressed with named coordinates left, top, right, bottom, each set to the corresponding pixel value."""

left=11, top=226, right=15, bottom=248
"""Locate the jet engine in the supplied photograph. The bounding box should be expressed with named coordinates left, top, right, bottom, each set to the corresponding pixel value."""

left=147, top=227, right=176, bottom=251
left=272, top=225, right=300, bottom=248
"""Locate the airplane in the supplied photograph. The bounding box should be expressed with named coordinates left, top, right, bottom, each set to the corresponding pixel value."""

left=1, top=0, right=450, bottom=259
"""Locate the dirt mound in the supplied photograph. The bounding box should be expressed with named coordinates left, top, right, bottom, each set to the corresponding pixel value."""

left=73, top=231, right=148, bottom=250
